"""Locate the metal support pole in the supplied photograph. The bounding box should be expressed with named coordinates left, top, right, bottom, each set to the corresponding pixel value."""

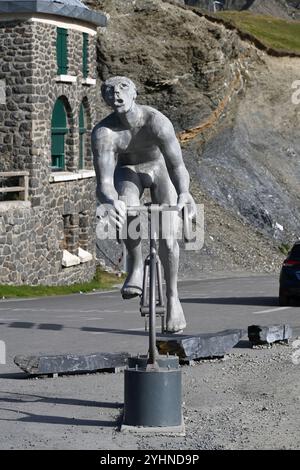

left=156, top=257, right=164, bottom=307
left=147, top=204, right=158, bottom=368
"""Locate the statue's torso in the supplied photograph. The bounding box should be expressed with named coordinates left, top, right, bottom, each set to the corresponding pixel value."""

left=101, top=105, right=165, bottom=167
left=116, top=127, right=162, bottom=166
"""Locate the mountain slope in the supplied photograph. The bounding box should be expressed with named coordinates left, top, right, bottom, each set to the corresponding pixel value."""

left=87, top=0, right=300, bottom=274
left=185, top=0, right=300, bottom=19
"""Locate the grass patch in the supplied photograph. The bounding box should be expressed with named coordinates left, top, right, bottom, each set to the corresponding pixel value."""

left=0, top=267, right=124, bottom=299
left=279, top=243, right=291, bottom=256
left=215, top=11, right=300, bottom=54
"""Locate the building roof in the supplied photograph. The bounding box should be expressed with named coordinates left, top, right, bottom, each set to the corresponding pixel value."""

left=0, top=0, right=107, bottom=27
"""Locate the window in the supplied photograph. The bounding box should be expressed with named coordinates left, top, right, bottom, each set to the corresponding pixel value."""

left=51, top=98, right=68, bottom=171
left=63, top=214, right=79, bottom=253
left=79, top=103, right=86, bottom=169
left=82, top=33, right=89, bottom=79
left=79, top=212, right=89, bottom=250
left=57, top=27, right=68, bottom=75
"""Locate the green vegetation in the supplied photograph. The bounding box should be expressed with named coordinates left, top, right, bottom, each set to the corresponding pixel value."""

left=279, top=243, right=291, bottom=256
left=0, top=267, right=124, bottom=299
left=216, top=11, right=300, bottom=54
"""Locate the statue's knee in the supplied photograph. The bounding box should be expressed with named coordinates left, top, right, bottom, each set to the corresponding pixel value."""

left=161, top=238, right=177, bottom=253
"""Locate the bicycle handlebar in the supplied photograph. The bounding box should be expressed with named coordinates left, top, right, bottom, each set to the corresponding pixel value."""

left=125, top=204, right=180, bottom=213
left=123, top=204, right=192, bottom=243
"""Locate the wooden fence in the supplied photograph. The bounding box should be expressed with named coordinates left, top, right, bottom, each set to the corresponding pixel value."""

left=0, top=171, right=29, bottom=201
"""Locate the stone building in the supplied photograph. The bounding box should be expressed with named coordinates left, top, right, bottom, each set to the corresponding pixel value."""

left=0, top=0, right=106, bottom=285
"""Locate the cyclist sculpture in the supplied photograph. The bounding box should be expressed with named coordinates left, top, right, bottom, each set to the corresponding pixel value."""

left=92, top=76, right=196, bottom=333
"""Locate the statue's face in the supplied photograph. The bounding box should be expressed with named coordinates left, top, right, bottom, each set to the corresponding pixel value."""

left=102, top=78, right=137, bottom=114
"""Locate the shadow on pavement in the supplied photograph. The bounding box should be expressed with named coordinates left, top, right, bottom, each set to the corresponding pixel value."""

left=0, top=373, right=28, bottom=380
left=3, top=322, right=150, bottom=336
left=0, top=391, right=122, bottom=427
left=0, top=391, right=122, bottom=408
left=0, top=407, right=120, bottom=427
left=7, top=322, right=64, bottom=331
left=234, top=340, right=252, bottom=349
left=81, top=327, right=149, bottom=336
left=181, top=296, right=279, bottom=307
left=8, top=322, right=36, bottom=329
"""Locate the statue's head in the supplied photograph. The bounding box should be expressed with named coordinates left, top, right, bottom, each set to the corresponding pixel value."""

left=101, top=76, right=137, bottom=114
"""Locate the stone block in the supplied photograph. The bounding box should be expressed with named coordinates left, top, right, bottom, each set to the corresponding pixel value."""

left=62, top=249, right=80, bottom=267
left=248, top=325, right=293, bottom=345
left=78, top=247, right=93, bottom=263
left=0, top=79, right=5, bottom=104
left=157, top=329, right=246, bottom=360
left=14, top=352, right=130, bottom=375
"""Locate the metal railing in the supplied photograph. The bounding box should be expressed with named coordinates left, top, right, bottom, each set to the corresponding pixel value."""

left=0, top=171, right=29, bottom=201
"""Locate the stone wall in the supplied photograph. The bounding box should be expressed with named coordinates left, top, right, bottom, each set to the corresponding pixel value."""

left=0, top=17, right=99, bottom=285
left=0, top=19, right=33, bottom=172
left=30, top=21, right=98, bottom=194
left=0, top=176, right=96, bottom=285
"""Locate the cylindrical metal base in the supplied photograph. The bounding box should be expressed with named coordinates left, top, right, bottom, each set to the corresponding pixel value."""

left=128, top=354, right=179, bottom=370
left=124, top=366, right=182, bottom=427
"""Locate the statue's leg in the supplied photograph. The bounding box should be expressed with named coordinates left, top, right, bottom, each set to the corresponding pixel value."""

left=115, top=166, right=143, bottom=299
left=151, top=165, right=186, bottom=333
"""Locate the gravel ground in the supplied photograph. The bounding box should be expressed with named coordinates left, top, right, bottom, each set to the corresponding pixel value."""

left=0, top=341, right=299, bottom=450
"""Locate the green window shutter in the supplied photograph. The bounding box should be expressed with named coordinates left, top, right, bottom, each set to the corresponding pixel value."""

left=57, top=28, right=68, bottom=75
left=79, top=103, right=86, bottom=169
left=51, top=98, right=68, bottom=171
left=82, top=33, right=89, bottom=78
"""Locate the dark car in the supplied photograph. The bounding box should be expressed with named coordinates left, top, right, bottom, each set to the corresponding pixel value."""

left=279, top=242, right=300, bottom=306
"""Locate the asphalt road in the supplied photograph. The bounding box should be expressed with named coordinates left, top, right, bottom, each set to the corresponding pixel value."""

left=0, top=273, right=299, bottom=370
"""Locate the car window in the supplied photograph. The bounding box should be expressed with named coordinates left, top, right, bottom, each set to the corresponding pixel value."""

left=290, top=245, right=300, bottom=260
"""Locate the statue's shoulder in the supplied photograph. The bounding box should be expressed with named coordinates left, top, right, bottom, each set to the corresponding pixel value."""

left=141, top=105, right=173, bottom=135
left=92, top=113, right=118, bottom=140
left=142, top=105, right=170, bottom=124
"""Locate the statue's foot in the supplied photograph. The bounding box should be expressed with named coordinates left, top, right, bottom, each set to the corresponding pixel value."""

left=165, top=296, right=186, bottom=333
left=121, top=268, right=143, bottom=299
left=121, top=285, right=142, bottom=299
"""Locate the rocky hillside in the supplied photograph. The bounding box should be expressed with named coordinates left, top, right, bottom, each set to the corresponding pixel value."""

left=185, top=0, right=300, bottom=19
left=87, top=0, right=300, bottom=276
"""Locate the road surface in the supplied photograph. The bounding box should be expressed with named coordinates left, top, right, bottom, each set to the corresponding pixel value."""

left=0, top=273, right=299, bottom=450
left=0, top=273, right=299, bottom=363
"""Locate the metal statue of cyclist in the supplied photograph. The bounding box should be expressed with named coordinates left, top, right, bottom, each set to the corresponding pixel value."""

left=92, top=76, right=196, bottom=334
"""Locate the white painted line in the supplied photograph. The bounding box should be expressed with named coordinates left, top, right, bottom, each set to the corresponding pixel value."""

left=0, top=308, right=119, bottom=315
left=84, top=290, right=118, bottom=296
left=253, top=307, right=291, bottom=315
left=9, top=308, right=47, bottom=312
left=87, top=332, right=105, bottom=335
left=127, top=327, right=146, bottom=331
left=84, top=317, right=104, bottom=321
left=82, top=310, right=104, bottom=313
left=180, top=295, right=211, bottom=299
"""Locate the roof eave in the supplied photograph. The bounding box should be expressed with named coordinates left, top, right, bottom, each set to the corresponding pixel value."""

left=0, top=1, right=107, bottom=27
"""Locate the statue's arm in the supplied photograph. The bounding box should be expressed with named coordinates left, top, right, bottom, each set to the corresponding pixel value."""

left=91, top=126, right=118, bottom=204
left=153, top=114, right=190, bottom=196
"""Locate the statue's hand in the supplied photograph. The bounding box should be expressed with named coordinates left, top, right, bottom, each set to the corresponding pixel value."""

left=109, top=200, right=127, bottom=230
left=177, top=192, right=197, bottom=220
